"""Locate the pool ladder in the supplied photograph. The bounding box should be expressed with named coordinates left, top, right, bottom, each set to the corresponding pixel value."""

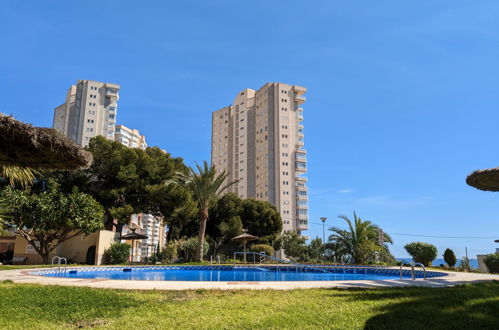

left=400, top=261, right=426, bottom=280
left=51, top=256, right=68, bottom=273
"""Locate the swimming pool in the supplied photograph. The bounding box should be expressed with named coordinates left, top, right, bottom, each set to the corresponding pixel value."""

left=32, top=265, right=447, bottom=282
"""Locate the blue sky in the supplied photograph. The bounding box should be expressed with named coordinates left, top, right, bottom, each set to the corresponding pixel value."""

left=1, top=1, right=499, bottom=258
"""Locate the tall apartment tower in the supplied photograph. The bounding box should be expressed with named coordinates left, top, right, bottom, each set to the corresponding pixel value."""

left=52, top=80, right=120, bottom=147
left=211, top=82, right=308, bottom=233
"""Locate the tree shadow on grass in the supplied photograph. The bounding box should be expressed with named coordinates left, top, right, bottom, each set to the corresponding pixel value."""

left=0, top=283, right=143, bottom=328
left=339, top=281, right=499, bottom=330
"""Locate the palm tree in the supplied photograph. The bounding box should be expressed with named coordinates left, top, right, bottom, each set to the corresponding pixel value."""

left=0, top=164, right=37, bottom=188
left=328, top=212, right=393, bottom=264
left=0, top=165, right=37, bottom=231
left=173, top=161, right=237, bottom=262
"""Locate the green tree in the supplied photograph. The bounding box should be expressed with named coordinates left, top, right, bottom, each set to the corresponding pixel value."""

left=2, top=187, right=104, bottom=263
left=443, top=248, right=457, bottom=267
left=240, top=199, right=282, bottom=240
left=281, top=231, right=309, bottom=261
left=250, top=244, right=274, bottom=256
left=483, top=254, right=499, bottom=273
left=308, top=237, right=324, bottom=261
left=328, top=212, right=394, bottom=264
left=207, top=193, right=282, bottom=254
left=41, top=137, right=196, bottom=232
left=404, top=242, right=438, bottom=267
left=207, top=193, right=243, bottom=238
left=173, top=161, right=236, bottom=261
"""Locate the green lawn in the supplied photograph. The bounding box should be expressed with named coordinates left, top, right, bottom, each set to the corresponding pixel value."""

left=0, top=281, right=497, bottom=329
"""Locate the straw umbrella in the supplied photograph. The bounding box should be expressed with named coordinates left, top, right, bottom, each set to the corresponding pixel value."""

left=467, top=168, right=499, bottom=245
left=0, top=115, right=92, bottom=170
left=120, top=228, right=148, bottom=264
left=231, top=231, right=258, bottom=262
left=466, top=167, right=499, bottom=192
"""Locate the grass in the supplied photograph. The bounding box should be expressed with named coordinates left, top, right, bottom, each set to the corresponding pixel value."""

left=0, top=281, right=497, bottom=329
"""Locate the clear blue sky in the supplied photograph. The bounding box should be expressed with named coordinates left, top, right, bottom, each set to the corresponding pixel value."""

left=1, top=1, right=499, bottom=258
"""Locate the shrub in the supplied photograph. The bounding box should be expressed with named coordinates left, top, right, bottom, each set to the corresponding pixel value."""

left=250, top=244, right=274, bottom=256
left=459, top=256, right=471, bottom=272
left=162, top=241, right=178, bottom=263
left=177, top=237, right=209, bottom=262
left=103, top=243, right=130, bottom=264
left=404, top=242, right=438, bottom=267
left=443, top=248, right=457, bottom=267
left=483, top=254, right=499, bottom=274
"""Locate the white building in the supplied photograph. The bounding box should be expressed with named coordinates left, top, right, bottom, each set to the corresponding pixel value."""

left=115, top=125, right=147, bottom=149
left=211, top=82, right=308, bottom=234
left=53, top=80, right=120, bottom=147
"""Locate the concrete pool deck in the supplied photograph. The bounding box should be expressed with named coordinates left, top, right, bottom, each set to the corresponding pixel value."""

left=1, top=266, right=498, bottom=290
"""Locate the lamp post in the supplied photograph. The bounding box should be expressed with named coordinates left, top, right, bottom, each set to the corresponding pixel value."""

left=320, top=217, right=327, bottom=259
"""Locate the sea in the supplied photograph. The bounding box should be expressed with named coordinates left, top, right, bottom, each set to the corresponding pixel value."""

left=397, top=258, right=479, bottom=269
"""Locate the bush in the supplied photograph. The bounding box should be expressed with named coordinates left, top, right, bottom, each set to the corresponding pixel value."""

left=161, top=241, right=178, bottom=263
left=250, top=244, right=274, bottom=256
left=177, top=237, right=209, bottom=262
left=404, top=242, right=438, bottom=267
left=443, top=248, right=457, bottom=267
left=483, top=254, right=499, bottom=274
left=460, top=256, right=471, bottom=272
left=103, top=243, right=130, bottom=264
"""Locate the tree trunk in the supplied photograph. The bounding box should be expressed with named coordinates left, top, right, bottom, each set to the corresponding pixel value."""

left=42, top=253, right=50, bottom=265
left=195, top=209, right=208, bottom=262
left=166, top=224, right=173, bottom=243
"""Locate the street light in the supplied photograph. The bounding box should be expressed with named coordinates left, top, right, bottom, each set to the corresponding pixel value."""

left=320, top=217, right=327, bottom=259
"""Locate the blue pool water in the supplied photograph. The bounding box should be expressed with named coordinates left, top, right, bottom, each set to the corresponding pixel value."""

left=34, top=266, right=447, bottom=282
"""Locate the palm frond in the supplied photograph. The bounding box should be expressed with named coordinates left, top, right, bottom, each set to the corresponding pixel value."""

left=0, top=164, right=37, bottom=188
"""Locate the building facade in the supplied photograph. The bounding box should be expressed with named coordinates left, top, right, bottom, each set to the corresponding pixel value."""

left=115, top=125, right=147, bottom=149
left=52, top=80, right=120, bottom=147
left=211, top=82, right=308, bottom=233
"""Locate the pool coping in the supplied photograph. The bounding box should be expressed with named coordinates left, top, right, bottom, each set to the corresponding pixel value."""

left=1, top=266, right=497, bottom=290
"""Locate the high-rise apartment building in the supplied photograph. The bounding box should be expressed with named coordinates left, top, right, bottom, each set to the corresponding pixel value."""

left=211, top=82, right=308, bottom=233
left=126, top=213, right=167, bottom=262
left=115, top=125, right=147, bottom=149
left=52, top=80, right=120, bottom=147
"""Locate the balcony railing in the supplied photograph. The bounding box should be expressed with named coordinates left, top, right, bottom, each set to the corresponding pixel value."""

left=295, top=95, right=306, bottom=103
left=296, top=161, right=307, bottom=172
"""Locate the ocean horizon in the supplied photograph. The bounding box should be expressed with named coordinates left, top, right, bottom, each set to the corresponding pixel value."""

left=397, top=258, right=479, bottom=269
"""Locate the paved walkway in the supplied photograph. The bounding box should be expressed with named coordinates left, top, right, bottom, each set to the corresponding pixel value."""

left=1, top=267, right=498, bottom=290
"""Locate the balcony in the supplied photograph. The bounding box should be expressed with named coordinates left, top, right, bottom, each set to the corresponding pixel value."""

left=295, top=160, right=307, bottom=172
left=297, top=199, right=308, bottom=208
left=297, top=112, right=304, bottom=122
left=297, top=190, right=307, bottom=200
left=296, top=184, right=307, bottom=193
left=293, top=86, right=307, bottom=94
left=295, top=95, right=306, bottom=104
left=297, top=219, right=308, bottom=231
left=296, top=176, right=307, bottom=182
left=297, top=212, right=308, bottom=220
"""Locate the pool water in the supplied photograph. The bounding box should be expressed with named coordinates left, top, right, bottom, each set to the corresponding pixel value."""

left=36, top=266, right=446, bottom=282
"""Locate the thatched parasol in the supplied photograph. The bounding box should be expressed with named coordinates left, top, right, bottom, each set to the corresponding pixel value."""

left=120, top=228, right=148, bottom=264
left=466, top=167, right=499, bottom=192
left=0, top=115, right=92, bottom=170
left=232, top=231, right=258, bottom=262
